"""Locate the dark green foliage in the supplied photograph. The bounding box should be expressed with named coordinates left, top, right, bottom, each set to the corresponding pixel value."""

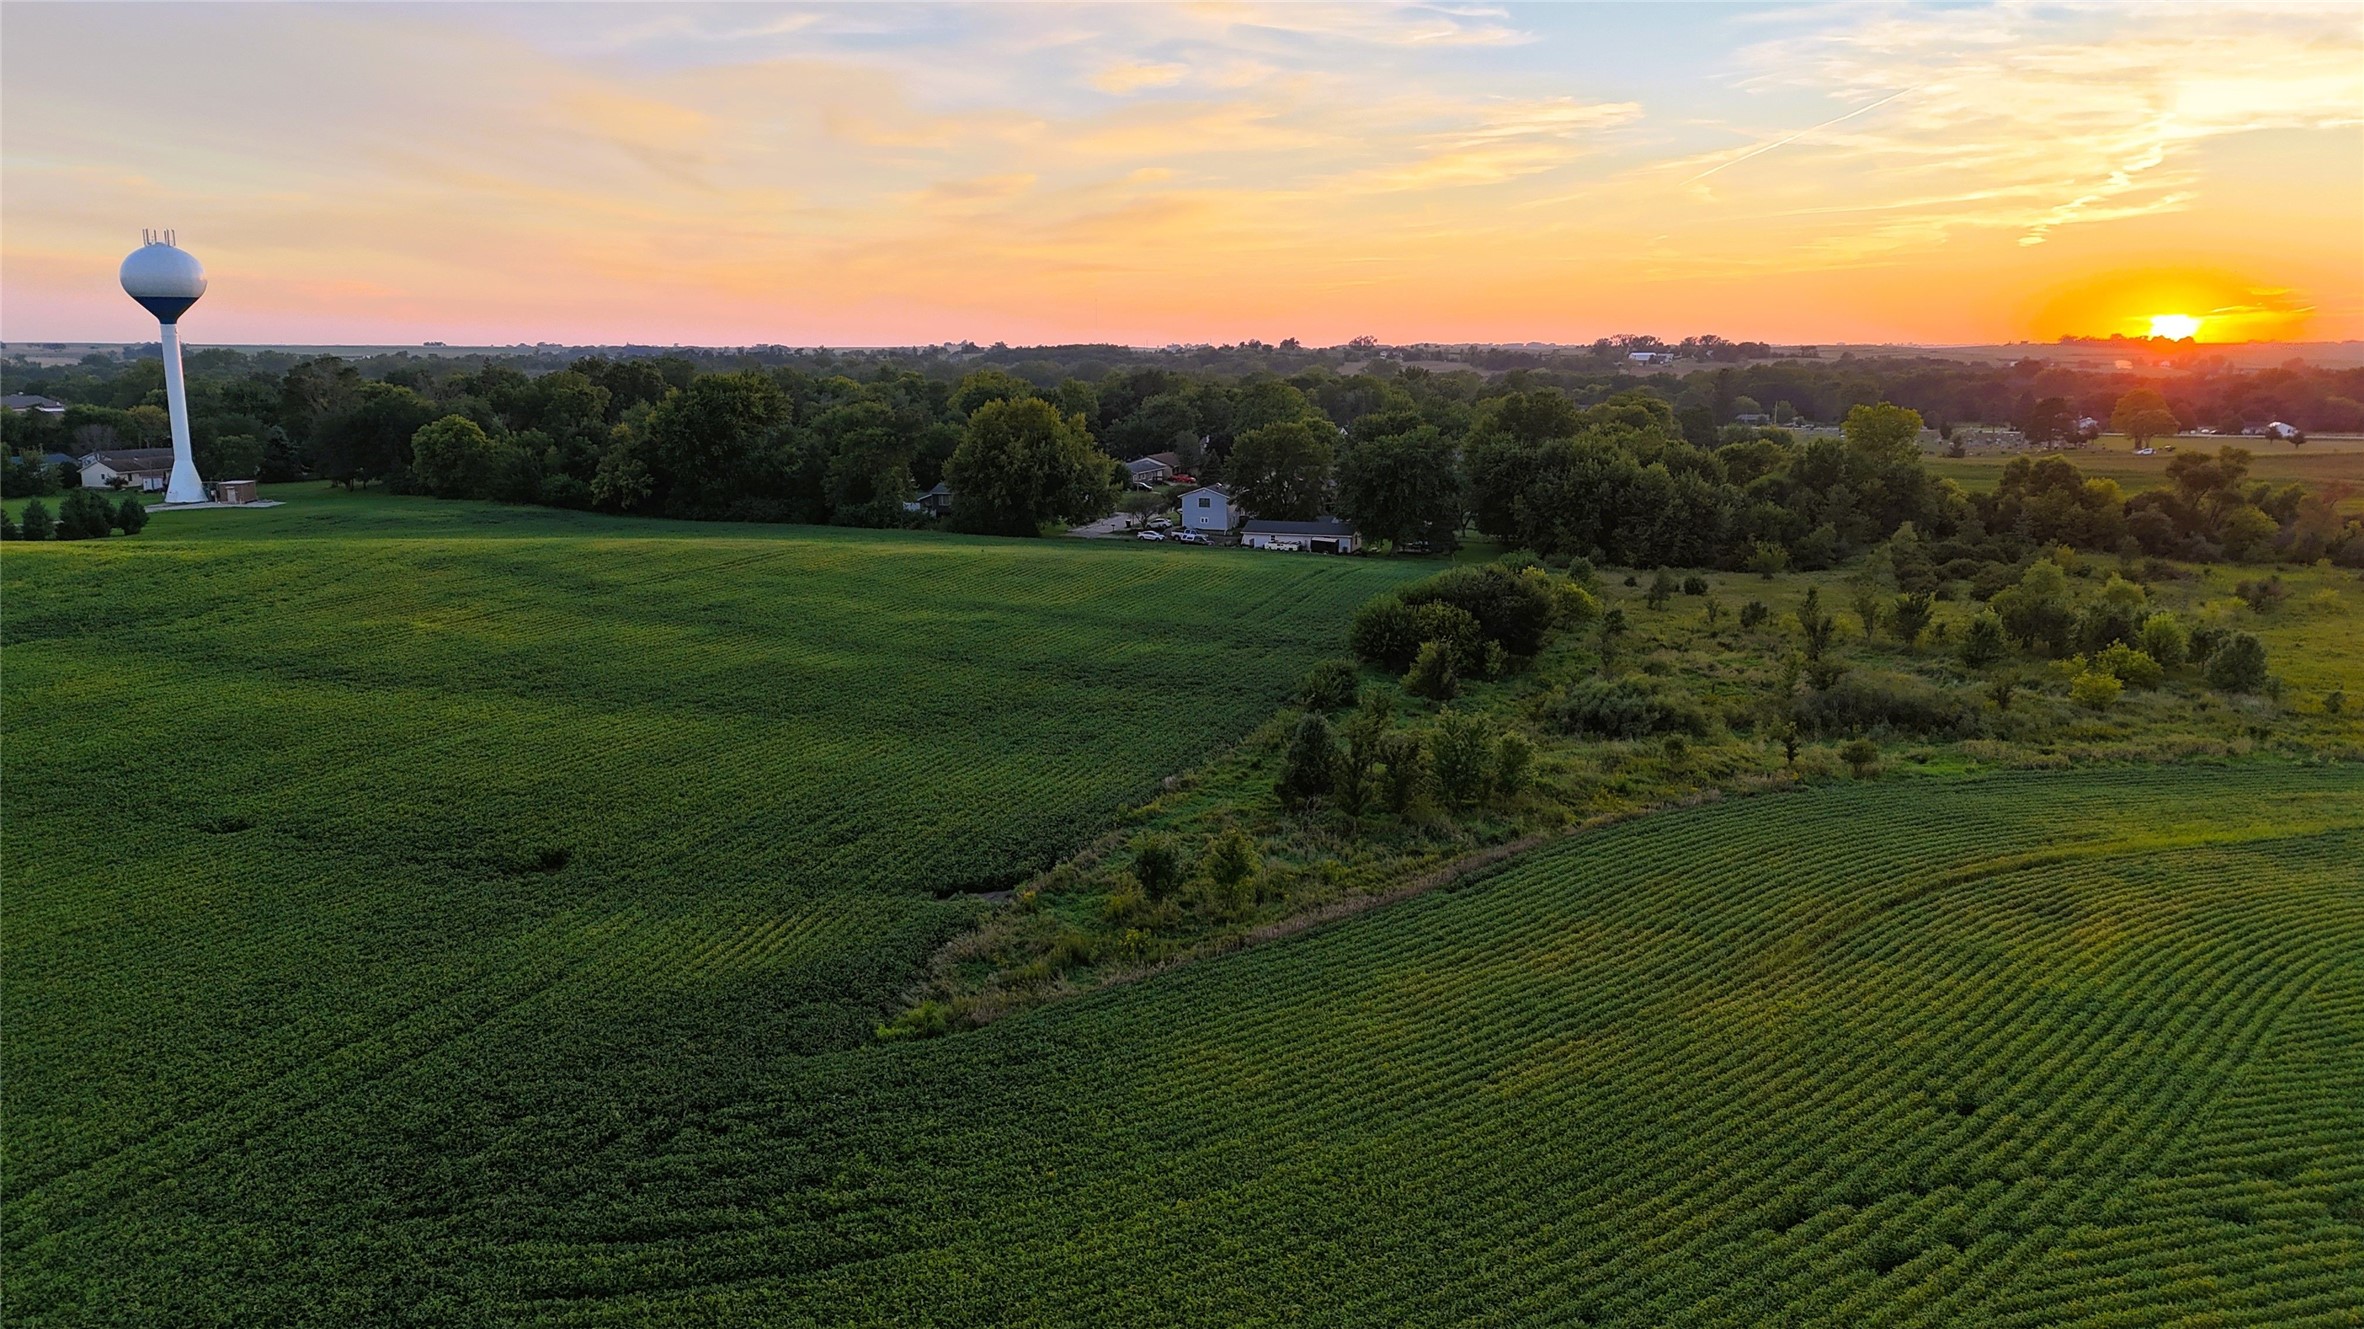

left=18, top=498, right=53, bottom=540
left=54, top=489, right=117, bottom=540
left=111, top=495, right=148, bottom=535
left=1277, top=712, right=1340, bottom=808
left=1548, top=675, right=1710, bottom=740
left=1796, top=586, right=1837, bottom=661
left=1646, top=567, right=1677, bottom=609
left=1987, top=674, right=2018, bottom=711
left=0, top=513, right=18, bottom=540
left=1377, top=730, right=1426, bottom=814
left=1960, top=611, right=2007, bottom=668
left=1889, top=591, right=1934, bottom=646
left=1396, top=563, right=1558, bottom=656
left=2140, top=613, right=2188, bottom=669
left=1299, top=658, right=1362, bottom=711
left=1796, top=671, right=1974, bottom=738
left=1132, top=833, right=1183, bottom=900
left=1494, top=732, right=1534, bottom=800
left=1681, top=574, right=1709, bottom=596
left=2203, top=632, right=2269, bottom=692
left=1991, top=560, right=2076, bottom=655
left=1739, top=599, right=1770, bottom=630
left=946, top=396, right=1115, bottom=536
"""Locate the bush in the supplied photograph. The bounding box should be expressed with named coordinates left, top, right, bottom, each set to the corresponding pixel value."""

left=2203, top=632, right=2269, bottom=693
left=1548, top=675, right=1710, bottom=740
left=1397, top=564, right=1559, bottom=655
left=2070, top=668, right=2123, bottom=711
left=2139, top=613, right=2188, bottom=669
left=1646, top=568, right=1678, bottom=609
left=1890, top=592, right=1934, bottom=646
left=1349, top=596, right=1419, bottom=668
left=1795, top=671, right=1973, bottom=738
left=1739, top=600, right=1770, bottom=630
left=56, top=489, right=117, bottom=540
left=1276, top=713, right=1339, bottom=808
left=1681, top=574, right=1709, bottom=596
left=1299, top=659, right=1361, bottom=711
left=18, top=498, right=53, bottom=540
left=1131, top=833, right=1182, bottom=900
left=1839, top=737, right=1879, bottom=778
left=0, top=513, right=17, bottom=541
left=1378, top=731, right=1426, bottom=814
left=1747, top=541, right=1789, bottom=579
left=1495, top=732, right=1534, bottom=800
left=1404, top=640, right=1459, bottom=701
left=2091, top=643, right=2163, bottom=690
left=1959, top=611, right=2007, bottom=668
left=2325, top=689, right=2345, bottom=716
left=1202, top=829, right=1258, bottom=889
left=1430, top=710, right=1498, bottom=809
left=112, top=495, right=149, bottom=535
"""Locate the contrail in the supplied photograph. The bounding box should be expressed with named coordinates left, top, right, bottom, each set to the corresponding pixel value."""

left=1681, top=86, right=1917, bottom=185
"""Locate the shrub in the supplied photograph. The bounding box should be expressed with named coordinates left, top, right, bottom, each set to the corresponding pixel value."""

left=112, top=495, right=149, bottom=534
left=1986, top=675, right=2017, bottom=711
left=1681, top=574, right=1709, bottom=596
left=18, top=499, right=53, bottom=540
left=0, top=513, right=17, bottom=541
left=1795, top=671, right=1973, bottom=738
left=1747, top=541, right=1789, bottom=579
left=1378, top=731, right=1426, bottom=814
left=1202, top=829, right=1258, bottom=889
left=1276, top=713, right=1339, bottom=808
left=2203, top=632, right=2269, bottom=693
left=1839, top=738, right=1879, bottom=777
left=56, top=489, right=117, bottom=541
left=2091, top=643, right=2163, bottom=690
left=1495, top=732, right=1535, bottom=800
left=1131, top=833, right=1182, bottom=900
left=1646, top=568, right=1678, bottom=609
left=1397, top=564, right=1558, bottom=655
left=1548, top=675, right=1710, bottom=740
left=1349, top=596, right=1420, bottom=668
left=1739, top=600, right=1770, bottom=630
left=1991, top=560, right=2075, bottom=655
left=2323, top=689, right=2343, bottom=715
left=1794, top=587, right=1837, bottom=661
left=1553, top=580, right=1601, bottom=625
left=1404, top=640, right=1459, bottom=701
left=1959, top=611, right=2007, bottom=668
left=2070, top=668, right=2123, bottom=711
left=1890, top=592, right=1935, bottom=647
left=2140, top=613, right=2188, bottom=669
left=2233, top=576, right=2287, bottom=612
left=1299, top=659, right=1361, bottom=711
left=1430, top=710, right=1498, bottom=809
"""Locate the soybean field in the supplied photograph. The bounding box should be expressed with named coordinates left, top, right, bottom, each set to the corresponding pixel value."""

left=7, top=495, right=2362, bottom=1326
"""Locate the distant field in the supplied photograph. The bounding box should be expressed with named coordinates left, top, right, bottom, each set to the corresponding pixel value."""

left=2, top=488, right=1421, bottom=1324
left=1929, top=434, right=2364, bottom=513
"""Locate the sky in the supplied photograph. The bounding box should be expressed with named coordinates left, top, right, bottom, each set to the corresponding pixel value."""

left=3, top=1, right=2360, bottom=348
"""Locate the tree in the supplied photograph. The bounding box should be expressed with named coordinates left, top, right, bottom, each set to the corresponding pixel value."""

left=945, top=397, right=1115, bottom=536
left=19, top=498, right=54, bottom=540
left=1130, top=833, right=1182, bottom=901
left=1646, top=568, right=1677, bottom=610
left=1841, top=403, right=1923, bottom=464
left=1889, top=592, right=1934, bottom=647
left=642, top=371, right=790, bottom=515
left=2069, top=668, right=2122, bottom=711
left=1276, top=712, right=1339, bottom=810
left=2203, top=632, right=2268, bottom=692
left=2021, top=395, right=2075, bottom=445
left=409, top=415, right=503, bottom=500
left=1960, top=611, right=2007, bottom=668
left=1404, top=639, right=1459, bottom=701
left=113, top=495, right=149, bottom=535
left=55, top=488, right=116, bottom=540
left=2110, top=389, right=2180, bottom=447
left=590, top=441, right=654, bottom=512
left=1429, top=710, right=1496, bottom=809
left=1795, top=586, right=1836, bottom=662
left=1228, top=419, right=1335, bottom=521
left=1494, top=732, right=1535, bottom=800
left=312, top=382, right=437, bottom=488
left=1335, top=427, right=1461, bottom=550
left=1990, top=559, right=2075, bottom=655
left=2140, top=612, right=2188, bottom=668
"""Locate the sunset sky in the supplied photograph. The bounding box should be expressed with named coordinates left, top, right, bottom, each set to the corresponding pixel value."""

left=3, top=2, right=2359, bottom=348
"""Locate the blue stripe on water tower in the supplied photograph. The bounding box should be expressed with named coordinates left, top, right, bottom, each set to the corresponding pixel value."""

left=136, top=295, right=200, bottom=324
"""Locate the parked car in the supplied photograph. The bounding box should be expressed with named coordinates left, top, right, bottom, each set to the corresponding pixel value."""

left=1175, top=530, right=1208, bottom=545
left=1137, top=530, right=1167, bottom=541
left=1148, top=516, right=1173, bottom=530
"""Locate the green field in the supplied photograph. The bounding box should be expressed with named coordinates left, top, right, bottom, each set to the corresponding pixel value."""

left=1927, top=437, right=2364, bottom=513
left=7, top=492, right=2362, bottom=1325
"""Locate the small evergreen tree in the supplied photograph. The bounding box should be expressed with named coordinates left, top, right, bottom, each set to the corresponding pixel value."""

left=56, top=489, right=115, bottom=540
left=1494, top=732, right=1534, bottom=801
left=1378, top=731, right=1426, bottom=814
left=1276, top=712, right=1339, bottom=809
left=1959, top=611, right=2007, bottom=668
left=1889, top=592, right=1935, bottom=647
left=0, top=513, right=19, bottom=541
left=1430, top=710, right=1497, bottom=809
left=1795, top=587, right=1836, bottom=661
left=1739, top=600, right=1769, bottom=630
left=19, top=498, right=55, bottom=540
left=1646, top=567, right=1678, bottom=609
left=113, top=495, right=149, bottom=535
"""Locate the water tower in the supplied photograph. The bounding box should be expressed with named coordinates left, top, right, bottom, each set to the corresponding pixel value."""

left=120, top=230, right=208, bottom=504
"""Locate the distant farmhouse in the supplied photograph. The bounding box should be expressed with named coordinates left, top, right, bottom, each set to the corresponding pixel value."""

left=1124, top=455, right=1174, bottom=489
left=904, top=482, right=954, bottom=518
left=1627, top=351, right=1674, bottom=366
left=2, top=393, right=68, bottom=415
left=80, top=448, right=177, bottom=492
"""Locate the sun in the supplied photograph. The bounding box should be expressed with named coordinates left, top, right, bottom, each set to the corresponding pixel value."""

left=2148, top=313, right=2204, bottom=340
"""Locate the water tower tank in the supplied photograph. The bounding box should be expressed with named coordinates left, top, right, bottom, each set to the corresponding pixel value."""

left=120, top=234, right=207, bottom=324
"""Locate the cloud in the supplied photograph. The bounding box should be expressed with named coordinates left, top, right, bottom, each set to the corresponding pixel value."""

left=1092, top=61, right=1189, bottom=94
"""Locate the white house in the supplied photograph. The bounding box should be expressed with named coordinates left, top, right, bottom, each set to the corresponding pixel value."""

left=80, top=448, right=176, bottom=492
left=1627, top=351, right=1674, bottom=366
left=1124, top=455, right=1174, bottom=488
left=1241, top=516, right=1361, bottom=554
left=1, top=394, right=67, bottom=416
left=1178, top=484, right=1240, bottom=534
left=902, top=482, right=953, bottom=518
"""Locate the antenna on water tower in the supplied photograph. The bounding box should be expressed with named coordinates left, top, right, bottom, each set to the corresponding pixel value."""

left=119, top=231, right=209, bottom=504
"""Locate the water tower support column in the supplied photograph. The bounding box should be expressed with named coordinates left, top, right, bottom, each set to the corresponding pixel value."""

left=160, top=320, right=204, bottom=503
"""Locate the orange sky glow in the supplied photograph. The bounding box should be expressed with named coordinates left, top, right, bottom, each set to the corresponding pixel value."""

left=3, top=2, right=2359, bottom=347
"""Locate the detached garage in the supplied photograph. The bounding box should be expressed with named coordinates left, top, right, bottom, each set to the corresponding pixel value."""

left=1241, top=517, right=1361, bottom=554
